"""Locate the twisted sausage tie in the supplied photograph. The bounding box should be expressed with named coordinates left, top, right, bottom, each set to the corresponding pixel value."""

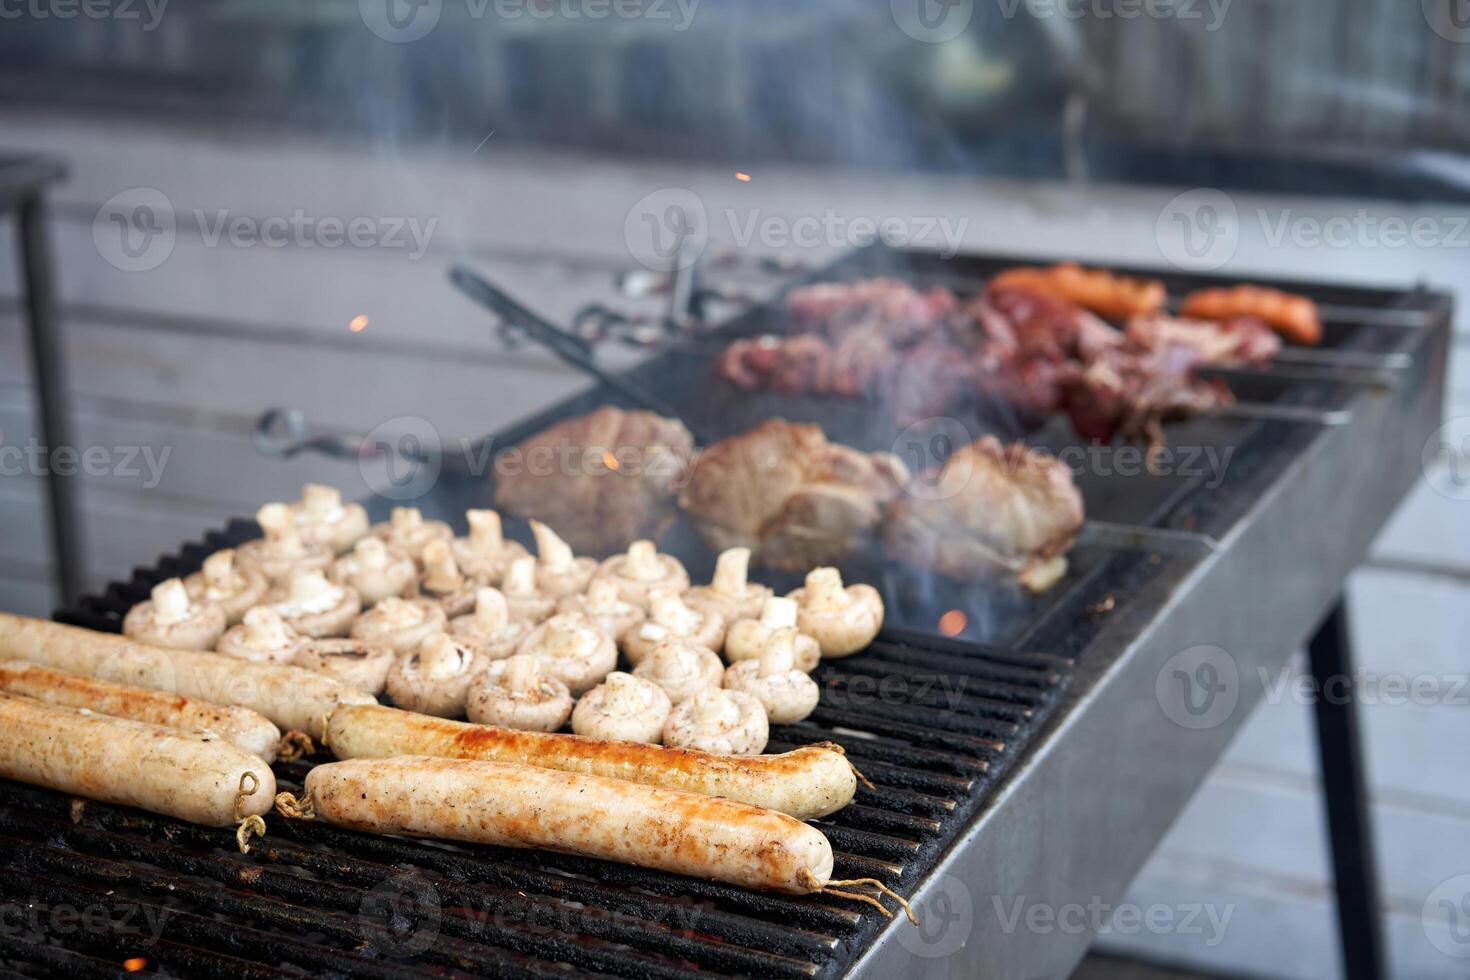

left=275, top=730, right=316, bottom=762
left=799, top=870, right=918, bottom=925
left=234, top=771, right=267, bottom=854
left=273, top=791, right=316, bottom=820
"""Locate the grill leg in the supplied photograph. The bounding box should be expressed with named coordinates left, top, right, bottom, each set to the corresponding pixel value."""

left=16, top=192, right=82, bottom=605
left=1308, top=598, right=1386, bottom=980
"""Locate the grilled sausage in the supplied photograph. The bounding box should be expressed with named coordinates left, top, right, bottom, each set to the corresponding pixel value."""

left=327, top=704, right=856, bottom=819
left=0, top=694, right=275, bottom=827
left=0, top=661, right=283, bottom=761
left=282, top=755, right=833, bottom=894
left=0, top=613, right=375, bottom=740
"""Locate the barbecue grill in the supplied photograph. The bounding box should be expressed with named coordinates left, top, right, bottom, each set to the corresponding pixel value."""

left=21, top=245, right=1449, bottom=979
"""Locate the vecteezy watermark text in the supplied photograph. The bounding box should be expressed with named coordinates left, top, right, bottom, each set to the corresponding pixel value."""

left=0, top=439, right=170, bottom=490
left=991, top=895, right=1234, bottom=946
left=0, top=898, right=171, bottom=944
left=0, top=0, right=167, bottom=30
left=93, top=187, right=438, bottom=272
left=359, top=0, right=698, bottom=43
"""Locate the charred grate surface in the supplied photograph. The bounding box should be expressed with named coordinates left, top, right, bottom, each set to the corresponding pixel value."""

left=21, top=522, right=1073, bottom=980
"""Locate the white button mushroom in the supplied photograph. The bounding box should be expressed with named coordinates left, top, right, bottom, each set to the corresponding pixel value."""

left=465, top=655, right=573, bottom=732
left=414, top=540, right=485, bottom=617
left=723, top=597, right=821, bottom=672
left=384, top=633, right=482, bottom=717
left=571, top=671, right=672, bottom=743
left=351, top=596, right=448, bottom=655
left=123, top=578, right=227, bottom=651
left=620, top=591, right=726, bottom=665
left=293, top=483, right=369, bottom=554
left=684, top=548, right=773, bottom=623
left=450, top=588, right=529, bottom=661
left=723, top=631, right=821, bottom=724
left=499, top=556, right=556, bottom=624
left=556, top=577, right=645, bottom=641
left=183, top=550, right=267, bottom=626
left=786, top=567, right=883, bottom=658
left=513, top=613, right=617, bottom=696
left=372, top=506, right=454, bottom=563
left=217, top=606, right=303, bottom=664
left=268, top=568, right=361, bottom=639
left=529, top=521, right=598, bottom=598
left=451, top=509, right=529, bottom=584
left=631, top=639, right=725, bottom=704
left=332, top=537, right=417, bottom=607
left=292, top=638, right=394, bottom=696
left=236, top=503, right=334, bottom=586
left=593, top=540, right=690, bottom=610
left=662, top=688, right=769, bottom=755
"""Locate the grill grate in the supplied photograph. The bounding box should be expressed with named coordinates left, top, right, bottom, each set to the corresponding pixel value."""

left=16, top=520, right=1072, bottom=979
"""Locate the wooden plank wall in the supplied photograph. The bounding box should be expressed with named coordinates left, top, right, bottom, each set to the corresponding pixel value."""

left=0, top=111, right=1467, bottom=977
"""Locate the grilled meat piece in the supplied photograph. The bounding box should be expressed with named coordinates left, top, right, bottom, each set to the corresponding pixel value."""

left=494, top=407, right=695, bottom=555
left=1060, top=342, right=1231, bottom=448
left=1125, top=313, right=1281, bottom=367
left=884, top=436, right=1084, bottom=592
left=786, top=278, right=958, bottom=343
left=678, top=420, right=910, bottom=570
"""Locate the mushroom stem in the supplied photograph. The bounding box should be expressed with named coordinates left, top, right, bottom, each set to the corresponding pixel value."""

left=202, top=551, right=235, bottom=587
left=805, top=567, right=847, bottom=610
left=242, top=607, right=294, bottom=647
left=302, top=484, right=342, bottom=518
left=355, top=536, right=390, bottom=570
left=502, top=655, right=541, bottom=694
left=422, top=541, right=465, bottom=593
left=391, top=507, right=423, bottom=532
left=466, top=509, right=504, bottom=549
left=711, top=548, right=751, bottom=596
left=258, top=503, right=306, bottom=556
left=690, top=689, right=737, bottom=726
left=585, top=578, right=622, bottom=611
left=531, top=521, right=576, bottom=571
left=474, top=588, right=509, bottom=630
left=152, top=579, right=192, bottom=625
left=502, top=557, right=538, bottom=597
left=625, top=541, right=662, bottom=581
left=760, top=596, right=799, bottom=629
left=759, top=631, right=799, bottom=676
left=417, top=634, right=465, bottom=676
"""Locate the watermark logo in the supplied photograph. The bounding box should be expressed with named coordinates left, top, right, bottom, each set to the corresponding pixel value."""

left=359, top=416, right=444, bottom=502
left=359, top=872, right=442, bottom=956
left=360, top=0, right=441, bottom=42
left=891, top=418, right=976, bottom=501
left=992, top=894, right=1233, bottom=946
left=1423, top=417, right=1470, bottom=501
left=1423, top=874, right=1470, bottom=959
left=993, top=0, right=1232, bottom=31
left=1424, top=0, right=1470, bottom=43
left=898, top=873, right=974, bottom=958
left=94, top=187, right=176, bottom=273
left=1156, top=188, right=1239, bottom=271
left=1156, top=645, right=1238, bottom=729
left=891, top=0, right=973, bottom=43
left=624, top=187, right=709, bottom=271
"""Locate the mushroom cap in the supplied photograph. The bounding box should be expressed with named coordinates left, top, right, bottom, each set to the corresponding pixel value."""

left=631, top=639, right=725, bottom=704
left=466, top=655, right=573, bottom=731
left=331, top=538, right=418, bottom=607
left=557, top=577, right=645, bottom=641
left=416, top=540, right=485, bottom=617
left=238, top=504, right=334, bottom=585
left=723, top=618, right=821, bottom=672
left=123, top=579, right=227, bottom=651
left=514, top=613, right=617, bottom=695
left=593, top=541, right=690, bottom=609
left=216, top=606, right=303, bottom=664
left=661, top=688, right=769, bottom=755
left=351, top=596, right=448, bottom=655
left=571, top=671, right=672, bottom=743
left=184, top=551, right=268, bottom=625
left=269, top=569, right=361, bottom=639
left=292, top=638, right=394, bottom=696
left=723, top=636, right=821, bottom=723
left=786, top=569, right=883, bottom=657
left=384, top=633, right=481, bottom=717
left=294, top=484, right=370, bottom=554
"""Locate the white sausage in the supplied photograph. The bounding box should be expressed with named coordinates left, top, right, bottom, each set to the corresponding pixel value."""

left=0, top=661, right=283, bottom=761
left=327, top=704, right=856, bottom=820
left=0, top=694, right=275, bottom=827
left=285, top=755, right=833, bottom=894
left=0, top=613, right=375, bottom=740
